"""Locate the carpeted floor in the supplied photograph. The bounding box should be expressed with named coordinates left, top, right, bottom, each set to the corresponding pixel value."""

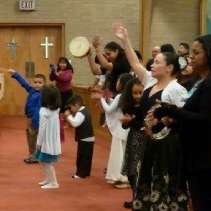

left=0, top=115, right=130, bottom=211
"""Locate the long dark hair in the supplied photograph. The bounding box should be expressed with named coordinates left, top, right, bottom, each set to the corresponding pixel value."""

left=57, top=57, right=74, bottom=73
left=119, top=78, right=143, bottom=113
left=41, top=85, right=61, bottom=110
left=117, top=73, right=134, bottom=93
left=195, top=34, right=211, bottom=69
left=104, top=41, right=125, bottom=60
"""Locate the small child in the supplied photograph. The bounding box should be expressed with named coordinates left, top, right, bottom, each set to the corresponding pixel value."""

left=8, top=69, right=46, bottom=164
left=35, top=85, right=61, bottom=189
left=65, top=94, right=95, bottom=179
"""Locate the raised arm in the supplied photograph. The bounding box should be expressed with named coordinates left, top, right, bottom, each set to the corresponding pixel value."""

left=112, top=23, right=147, bottom=82
left=92, top=36, right=113, bottom=71
left=8, top=69, right=32, bottom=93
left=100, top=94, right=121, bottom=114
left=87, top=48, right=103, bottom=75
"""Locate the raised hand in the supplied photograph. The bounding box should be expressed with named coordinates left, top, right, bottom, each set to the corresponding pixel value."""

left=92, top=36, right=102, bottom=49
left=7, top=69, right=16, bottom=75
left=112, top=22, right=128, bottom=41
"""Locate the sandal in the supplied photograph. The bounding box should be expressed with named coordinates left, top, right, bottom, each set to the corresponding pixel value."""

left=24, top=157, right=39, bottom=164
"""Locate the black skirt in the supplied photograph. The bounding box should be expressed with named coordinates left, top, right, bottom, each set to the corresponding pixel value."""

left=133, top=132, right=188, bottom=211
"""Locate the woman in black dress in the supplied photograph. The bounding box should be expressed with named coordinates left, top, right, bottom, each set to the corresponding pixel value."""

left=113, top=24, right=189, bottom=210
left=153, top=34, right=211, bottom=211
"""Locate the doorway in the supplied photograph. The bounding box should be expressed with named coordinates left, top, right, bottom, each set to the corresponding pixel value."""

left=0, top=23, right=64, bottom=115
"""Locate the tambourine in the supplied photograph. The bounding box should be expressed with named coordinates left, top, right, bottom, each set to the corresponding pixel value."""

left=69, top=36, right=90, bottom=58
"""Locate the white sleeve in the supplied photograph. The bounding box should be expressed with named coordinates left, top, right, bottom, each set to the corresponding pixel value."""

left=143, top=71, right=157, bottom=90
left=170, top=86, right=188, bottom=107
left=37, top=111, right=48, bottom=146
left=162, top=81, right=188, bottom=107
left=67, top=112, right=85, bottom=127
left=100, top=94, right=120, bottom=114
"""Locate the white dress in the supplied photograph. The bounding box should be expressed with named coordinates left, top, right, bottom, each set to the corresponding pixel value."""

left=101, top=94, right=129, bottom=181
left=36, top=107, right=61, bottom=162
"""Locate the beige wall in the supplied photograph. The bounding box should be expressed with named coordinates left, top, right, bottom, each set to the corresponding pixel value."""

left=0, top=0, right=202, bottom=84
left=0, top=0, right=140, bottom=85
left=149, top=0, right=200, bottom=59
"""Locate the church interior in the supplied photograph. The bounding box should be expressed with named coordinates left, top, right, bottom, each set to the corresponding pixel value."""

left=0, top=1, right=210, bottom=211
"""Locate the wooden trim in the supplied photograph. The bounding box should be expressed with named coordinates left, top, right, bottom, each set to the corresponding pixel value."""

left=200, top=0, right=207, bottom=34
left=140, top=0, right=153, bottom=63
left=0, top=23, right=65, bottom=26
left=139, top=0, right=143, bottom=55
left=61, top=24, right=65, bottom=56
left=0, top=22, right=65, bottom=56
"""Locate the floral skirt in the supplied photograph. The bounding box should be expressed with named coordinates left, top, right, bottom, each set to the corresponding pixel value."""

left=121, top=128, right=145, bottom=177
left=133, top=133, right=189, bottom=211
left=35, top=150, right=59, bottom=163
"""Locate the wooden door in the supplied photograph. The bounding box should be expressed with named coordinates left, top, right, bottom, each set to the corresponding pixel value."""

left=0, top=24, right=64, bottom=115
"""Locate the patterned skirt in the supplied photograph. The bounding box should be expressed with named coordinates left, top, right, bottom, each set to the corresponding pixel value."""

left=121, top=128, right=145, bottom=177
left=133, top=132, right=189, bottom=211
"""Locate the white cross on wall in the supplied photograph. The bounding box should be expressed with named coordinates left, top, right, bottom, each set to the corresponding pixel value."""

left=40, top=36, right=54, bottom=59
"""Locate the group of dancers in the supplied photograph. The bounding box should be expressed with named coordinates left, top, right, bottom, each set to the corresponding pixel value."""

left=1, top=23, right=211, bottom=211
left=85, top=24, right=211, bottom=211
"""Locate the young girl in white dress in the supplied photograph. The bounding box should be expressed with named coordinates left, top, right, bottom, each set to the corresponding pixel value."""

left=35, top=85, right=61, bottom=189
left=95, top=73, right=133, bottom=184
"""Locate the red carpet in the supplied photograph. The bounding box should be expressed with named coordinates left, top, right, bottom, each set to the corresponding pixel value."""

left=0, top=116, right=130, bottom=211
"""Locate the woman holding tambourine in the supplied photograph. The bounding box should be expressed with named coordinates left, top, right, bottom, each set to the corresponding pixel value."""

left=91, top=36, right=131, bottom=96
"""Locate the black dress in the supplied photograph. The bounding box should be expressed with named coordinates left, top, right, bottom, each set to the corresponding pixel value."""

left=133, top=87, right=188, bottom=211
left=121, top=104, right=145, bottom=189
left=121, top=88, right=162, bottom=190
left=158, top=74, right=211, bottom=211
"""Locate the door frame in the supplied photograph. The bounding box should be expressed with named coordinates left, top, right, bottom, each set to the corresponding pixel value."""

left=0, top=23, right=65, bottom=56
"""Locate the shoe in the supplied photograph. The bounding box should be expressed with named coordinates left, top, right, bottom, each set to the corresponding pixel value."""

left=24, top=158, right=39, bottom=164
left=106, top=179, right=116, bottom=184
left=123, top=201, right=133, bottom=209
left=113, top=181, right=130, bottom=189
left=38, top=180, right=49, bottom=186
left=41, top=183, right=59, bottom=189
left=72, top=175, right=81, bottom=179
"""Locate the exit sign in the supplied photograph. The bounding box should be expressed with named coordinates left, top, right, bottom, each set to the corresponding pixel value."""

left=19, top=0, right=35, bottom=11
